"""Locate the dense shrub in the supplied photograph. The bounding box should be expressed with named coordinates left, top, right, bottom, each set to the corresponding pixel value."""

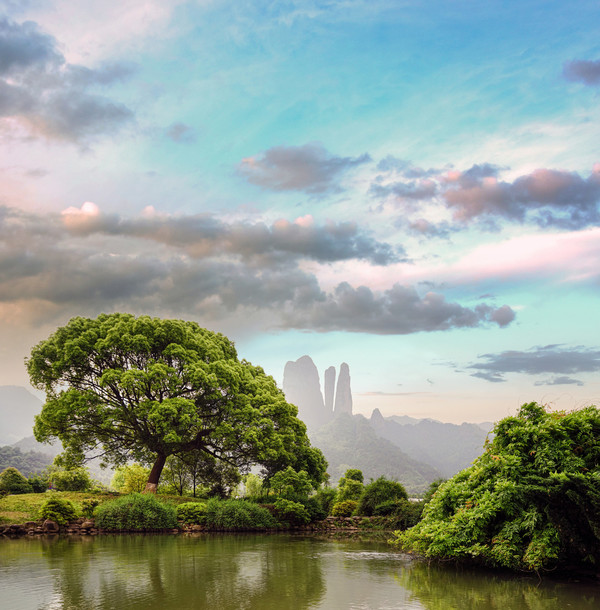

left=313, top=488, right=337, bottom=516
left=203, top=498, right=275, bottom=529
left=331, top=500, right=358, bottom=517
left=302, top=496, right=327, bottom=521
left=269, top=466, right=313, bottom=499
left=274, top=498, right=311, bottom=526
left=344, top=468, right=364, bottom=483
left=396, top=403, right=600, bottom=572
left=94, top=493, right=178, bottom=530
left=336, top=469, right=365, bottom=502
left=357, top=477, right=408, bottom=516
left=81, top=499, right=100, bottom=519
left=176, top=501, right=207, bottom=524
left=51, top=467, right=93, bottom=491
left=28, top=474, right=48, bottom=493
left=373, top=499, right=423, bottom=529
left=0, top=467, right=33, bottom=494
left=110, top=464, right=150, bottom=494
left=38, top=495, right=78, bottom=525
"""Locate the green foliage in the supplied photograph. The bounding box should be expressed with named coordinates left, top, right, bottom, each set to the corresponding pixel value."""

left=28, top=474, right=48, bottom=493
left=111, top=464, right=150, bottom=494
left=269, top=466, right=313, bottom=499
left=274, top=498, right=311, bottom=526
left=27, top=313, right=326, bottom=491
left=343, top=468, right=364, bottom=483
left=38, top=495, right=78, bottom=525
left=301, top=496, right=327, bottom=521
left=422, top=478, right=446, bottom=504
left=313, top=487, right=337, bottom=515
left=176, top=501, right=207, bottom=524
left=242, top=473, right=264, bottom=498
left=81, top=498, right=99, bottom=519
left=203, top=498, right=275, bottom=530
left=396, top=403, right=600, bottom=572
left=331, top=500, right=358, bottom=517
left=357, top=477, right=408, bottom=516
left=373, top=498, right=423, bottom=529
left=51, top=467, right=93, bottom=491
left=336, top=469, right=364, bottom=503
left=0, top=467, right=33, bottom=494
left=94, top=493, right=178, bottom=530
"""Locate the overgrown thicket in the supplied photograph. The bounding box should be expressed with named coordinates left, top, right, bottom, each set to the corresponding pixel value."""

left=395, top=403, right=600, bottom=572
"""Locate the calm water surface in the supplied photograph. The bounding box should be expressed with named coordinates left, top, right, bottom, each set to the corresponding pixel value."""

left=0, top=533, right=597, bottom=609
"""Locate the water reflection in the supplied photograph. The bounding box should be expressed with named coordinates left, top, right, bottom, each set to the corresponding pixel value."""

left=1, top=535, right=598, bottom=610
left=400, top=561, right=599, bottom=610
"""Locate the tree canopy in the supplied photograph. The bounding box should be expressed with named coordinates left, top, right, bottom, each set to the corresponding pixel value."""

left=27, top=313, right=327, bottom=492
left=395, top=402, right=600, bottom=573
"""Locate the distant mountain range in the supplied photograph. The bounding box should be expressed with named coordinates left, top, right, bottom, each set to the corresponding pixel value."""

left=283, top=356, right=495, bottom=492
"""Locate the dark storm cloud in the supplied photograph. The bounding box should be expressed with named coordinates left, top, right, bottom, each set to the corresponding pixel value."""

left=371, top=159, right=600, bottom=230
left=0, top=18, right=134, bottom=141
left=283, top=282, right=515, bottom=334
left=468, top=345, right=600, bottom=382
left=563, top=59, right=600, bottom=86
left=60, top=207, right=404, bottom=265
left=0, top=205, right=515, bottom=335
left=238, top=143, right=371, bottom=194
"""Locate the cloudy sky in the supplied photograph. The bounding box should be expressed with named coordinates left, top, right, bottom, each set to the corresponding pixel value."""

left=1, top=0, right=599, bottom=423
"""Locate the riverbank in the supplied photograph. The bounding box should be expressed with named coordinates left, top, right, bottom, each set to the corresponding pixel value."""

left=0, top=514, right=403, bottom=537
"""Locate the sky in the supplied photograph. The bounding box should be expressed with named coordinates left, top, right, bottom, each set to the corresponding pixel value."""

left=0, top=0, right=599, bottom=424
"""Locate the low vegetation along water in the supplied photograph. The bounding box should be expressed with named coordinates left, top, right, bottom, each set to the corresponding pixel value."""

left=1, top=533, right=597, bottom=610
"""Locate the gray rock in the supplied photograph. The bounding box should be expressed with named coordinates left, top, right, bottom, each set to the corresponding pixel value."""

left=333, top=363, right=353, bottom=416
left=283, top=356, right=332, bottom=431
left=324, top=366, right=336, bottom=413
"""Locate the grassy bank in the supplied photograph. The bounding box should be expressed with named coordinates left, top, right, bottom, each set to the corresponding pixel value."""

left=0, top=491, right=200, bottom=525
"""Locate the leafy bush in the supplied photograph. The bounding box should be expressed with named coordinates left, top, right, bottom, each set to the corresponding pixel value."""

left=336, top=479, right=364, bottom=502
left=111, top=464, right=150, bottom=494
left=0, top=467, right=33, bottom=494
left=373, top=498, right=423, bottom=529
left=331, top=500, right=358, bottom=517
left=396, top=403, right=600, bottom=572
left=269, top=466, right=313, bottom=499
left=176, top=501, right=207, bottom=524
left=274, top=498, right=311, bottom=526
left=313, top=488, right=337, bottom=516
left=344, top=468, right=364, bottom=483
left=94, top=493, right=178, bottom=530
left=302, top=496, right=327, bottom=521
left=357, top=477, right=408, bottom=516
left=38, top=496, right=78, bottom=525
left=51, top=467, right=93, bottom=491
left=81, top=499, right=99, bottom=519
left=336, top=469, right=365, bottom=502
left=28, top=474, right=48, bottom=493
left=203, top=498, right=275, bottom=529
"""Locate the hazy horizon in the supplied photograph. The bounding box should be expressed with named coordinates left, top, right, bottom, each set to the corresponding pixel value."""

left=0, top=1, right=598, bottom=424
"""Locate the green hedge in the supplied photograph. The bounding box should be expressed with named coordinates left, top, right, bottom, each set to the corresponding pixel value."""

left=203, top=499, right=275, bottom=529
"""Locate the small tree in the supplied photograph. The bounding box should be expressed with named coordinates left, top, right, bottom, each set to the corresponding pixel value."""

left=357, top=477, right=407, bottom=516
left=0, top=467, right=33, bottom=494
left=111, top=464, right=150, bottom=494
left=269, top=466, right=313, bottom=500
left=51, top=467, right=93, bottom=491
left=336, top=469, right=364, bottom=502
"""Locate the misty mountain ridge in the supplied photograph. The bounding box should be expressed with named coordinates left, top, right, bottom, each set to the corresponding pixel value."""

left=282, top=356, right=493, bottom=488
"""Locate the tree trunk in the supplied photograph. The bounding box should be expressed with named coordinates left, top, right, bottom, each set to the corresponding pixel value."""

left=144, top=453, right=167, bottom=494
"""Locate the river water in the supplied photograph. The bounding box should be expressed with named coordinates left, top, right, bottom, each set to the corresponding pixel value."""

left=0, top=533, right=597, bottom=609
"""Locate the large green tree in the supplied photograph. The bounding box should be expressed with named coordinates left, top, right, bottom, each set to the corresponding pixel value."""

left=27, top=313, right=326, bottom=493
left=395, top=402, right=600, bottom=572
